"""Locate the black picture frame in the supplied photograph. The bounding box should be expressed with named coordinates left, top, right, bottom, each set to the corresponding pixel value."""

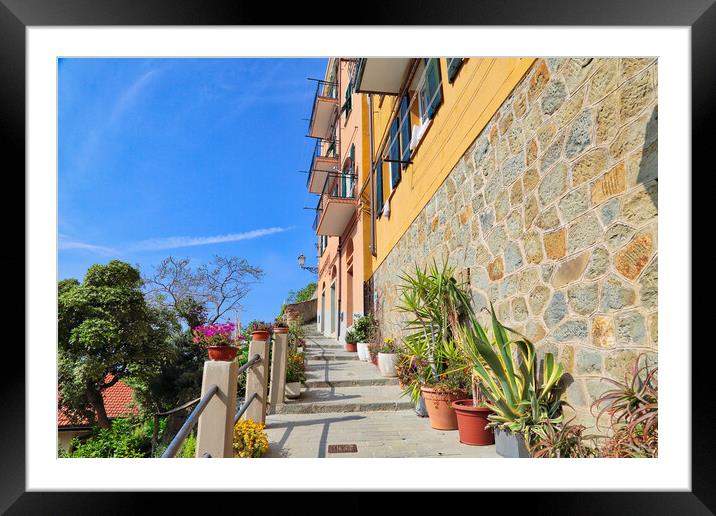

left=2, top=0, right=707, bottom=512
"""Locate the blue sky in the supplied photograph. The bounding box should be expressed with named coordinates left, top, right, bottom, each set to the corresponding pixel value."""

left=59, top=58, right=326, bottom=323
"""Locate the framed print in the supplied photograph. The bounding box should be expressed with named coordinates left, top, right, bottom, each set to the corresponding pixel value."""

left=2, top=0, right=709, bottom=512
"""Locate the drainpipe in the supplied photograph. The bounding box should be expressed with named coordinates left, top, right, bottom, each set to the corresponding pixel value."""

left=368, top=94, right=376, bottom=257
left=337, top=59, right=342, bottom=342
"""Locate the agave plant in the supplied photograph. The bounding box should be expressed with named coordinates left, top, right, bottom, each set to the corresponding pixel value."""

left=527, top=419, right=600, bottom=458
left=455, top=302, right=565, bottom=434
left=591, top=353, right=658, bottom=458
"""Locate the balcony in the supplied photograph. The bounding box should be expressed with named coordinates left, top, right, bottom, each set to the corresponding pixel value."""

left=312, top=172, right=357, bottom=236
left=306, top=138, right=340, bottom=194
left=308, top=79, right=339, bottom=140
left=354, top=58, right=414, bottom=95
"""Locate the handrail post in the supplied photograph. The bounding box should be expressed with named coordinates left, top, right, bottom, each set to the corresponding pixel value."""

left=268, top=330, right=289, bottom=413
left=195, top=360, right=238, bottom=458
left=243, top=336, right=269, bottom=425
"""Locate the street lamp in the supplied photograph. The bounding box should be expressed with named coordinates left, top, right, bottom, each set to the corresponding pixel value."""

left=297, top=253, right=319, bottom=274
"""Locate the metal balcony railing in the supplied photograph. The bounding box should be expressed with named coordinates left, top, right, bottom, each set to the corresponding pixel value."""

left=307, top=79, right=339, bottom=140
left=312, top=169, right=357, bottom=233
left=306, top=138, right=339, bottom=190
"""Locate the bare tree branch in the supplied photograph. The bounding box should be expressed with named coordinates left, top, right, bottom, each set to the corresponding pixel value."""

left=143, top=255, right=264, bottom=326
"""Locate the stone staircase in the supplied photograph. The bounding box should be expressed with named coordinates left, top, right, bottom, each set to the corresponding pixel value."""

left=270, top=327, right=412, bottom=415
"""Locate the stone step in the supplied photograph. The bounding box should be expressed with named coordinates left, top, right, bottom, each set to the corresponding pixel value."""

left=305, top=353, right=359, bottom=362
left=271, top=384, right=412, bottom=415
left=304, top=357, right=387, bottom=385
left=272, top=400, right=413, bottom=415
left=304, top=377, right=399, bottom=388
left=304, top=343, right=345, bottom=350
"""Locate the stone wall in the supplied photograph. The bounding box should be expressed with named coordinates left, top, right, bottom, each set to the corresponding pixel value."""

left=370, top=58, right=657, bottom=426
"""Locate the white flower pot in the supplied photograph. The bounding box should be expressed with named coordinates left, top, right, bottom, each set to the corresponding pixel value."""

left=378, top=353, right=397, bottom=377
left=285, top=382, right=301, bottom=399
left=357, top=342, right=370, bottom=362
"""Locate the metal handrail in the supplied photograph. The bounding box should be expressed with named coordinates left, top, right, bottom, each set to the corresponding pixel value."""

left=238, top=353, right=261, bottom=375
left=160, top=353, right=263, bottom=458
left=234, top=392, right=258, bottom=424
left=162, top=384, right=219, bottom=458
left=156, top=396, right=201, bottom=417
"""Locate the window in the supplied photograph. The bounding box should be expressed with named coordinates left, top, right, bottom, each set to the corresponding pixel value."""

left=389, top=118, right=400, bottom=189
left=375, top=158, right=384, bottom=217
left=418, top=58, right=443, bottom=122
left=345, top=144, right=355, bottom=196
left=446, top=58, right=465, bottom=83
left=399, top=95, right=411, bottom=169
left=341, top=80, right=353, bottom=116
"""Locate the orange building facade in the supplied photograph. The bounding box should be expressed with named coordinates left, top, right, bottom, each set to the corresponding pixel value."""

left=306, top=59, right=369, bottom=343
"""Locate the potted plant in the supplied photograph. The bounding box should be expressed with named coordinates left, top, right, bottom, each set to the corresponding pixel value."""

left=344, top=329, right=358, bottom=352
left=419, top=340, right=471, bottom=430
left=273, top=316, right=289, bottom=334
left=451, top=373, right=495, bottom=446
left=287, top=317, right=305, bottom=352
left=394, top=259, right=476, bottom=429
left=285, top=350, right=306, bottom=399
left=352, top=314, right=374, bottom=362
left=456, top=302, right=565, bottom=456
left=377, top=338, right=399, bottom=377
left=192, top=321, right=238, bottom=362
left=249, top=321, right=272, bottom=342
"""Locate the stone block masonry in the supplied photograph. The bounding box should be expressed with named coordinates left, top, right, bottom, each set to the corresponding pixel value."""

left=370, top=58, right=657, bottom=428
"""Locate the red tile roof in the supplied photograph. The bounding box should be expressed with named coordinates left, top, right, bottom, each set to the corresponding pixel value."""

left=58, top=375, right=138, bottom=427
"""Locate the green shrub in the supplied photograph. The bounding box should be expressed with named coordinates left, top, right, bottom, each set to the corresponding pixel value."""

left=63, top=417, right=153, bottom=458
left=177, top=433, right=197, bottom=458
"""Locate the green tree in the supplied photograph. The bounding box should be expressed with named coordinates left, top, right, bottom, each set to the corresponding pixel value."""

left=58, top=261, right=174, bottom=429
left=288, top=282, right=317, bottom=304
left=279, top=282, right=317, bottom=317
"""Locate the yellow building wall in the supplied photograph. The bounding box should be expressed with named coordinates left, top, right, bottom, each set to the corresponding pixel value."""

left=368, top=57, right=536, bottom=277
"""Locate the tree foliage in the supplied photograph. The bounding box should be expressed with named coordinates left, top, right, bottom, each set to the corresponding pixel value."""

left=58, top=260, right=175, bottom=428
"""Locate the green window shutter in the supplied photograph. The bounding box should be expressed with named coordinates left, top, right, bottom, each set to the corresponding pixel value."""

left=375, top=158, right=384, bottom=217
left=421, top=58, right=443, bottom=120
left=447, top=58, right=464, bottom=83
left=341, top=81, right=353, bottom=114
left=389, top=118, right=400, bottom=189
left=399, top=95, right=411, bottom=168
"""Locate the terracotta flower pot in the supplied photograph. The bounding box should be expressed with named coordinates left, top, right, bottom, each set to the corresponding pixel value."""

left=207, top=346, right=238, bottom=362
left=420, top=386, right=466, bottom=430
left=251, top=330, right=271, bottom=341
left=345, top=341, right=358, bottom=352
left=273, top=327, right=289, bottom=334
left=451, top=400, right=495, bottom=446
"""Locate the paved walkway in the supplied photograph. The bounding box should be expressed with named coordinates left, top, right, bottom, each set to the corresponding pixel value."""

left=264, top=329, right=498, bottom=458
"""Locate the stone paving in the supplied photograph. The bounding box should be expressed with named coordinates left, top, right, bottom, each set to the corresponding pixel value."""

left=264, top=329, right=499, bottom=458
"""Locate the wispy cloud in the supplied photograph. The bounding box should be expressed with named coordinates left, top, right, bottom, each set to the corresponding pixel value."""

left=127, top=227, right=293, bottom=252
left=74, top=68, right=162, bottom=172
left=59, top=226, right=293, bottom=255
left=58, top=234, right=116, bottom=255
left=109, top=69, right=159, bottom=124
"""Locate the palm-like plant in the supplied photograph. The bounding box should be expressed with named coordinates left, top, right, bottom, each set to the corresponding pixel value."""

left=455, top=302, right=565, bottom=434
left=395, top=260, right=475, bottom=402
